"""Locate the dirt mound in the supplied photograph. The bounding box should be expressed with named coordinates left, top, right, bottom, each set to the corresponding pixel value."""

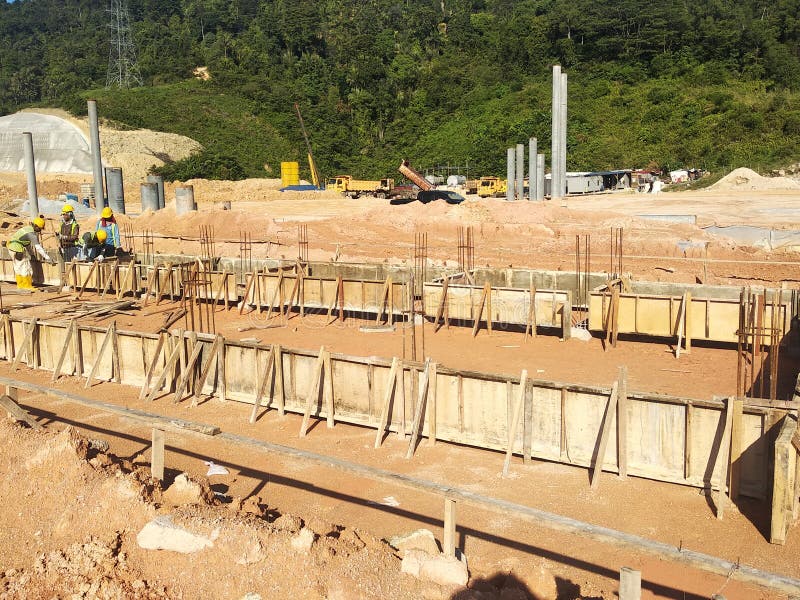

left=710, top=167, right=800, bottom=191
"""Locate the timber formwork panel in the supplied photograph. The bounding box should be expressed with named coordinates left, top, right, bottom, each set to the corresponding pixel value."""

left=5, top=318, right=794, bottom=502
left=589, top=292, right=790, bottom=344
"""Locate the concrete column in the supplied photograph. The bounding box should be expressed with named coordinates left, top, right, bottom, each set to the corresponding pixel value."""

left=515, top=143, right=524, bottom=201
left=175, top=185, right=197, bottom=214
left=560, top=72, right=568, bottom=198
left=146, top=174, right=165, bottom=210
left=140, top=183, right=159, bottom=212
left=528, top=138, right=537, bottom=201
left=105, top=167, right=126, bottom=215
left=536, top=154, right=545, bottom=201
left=88, top=100, right=105, bottom=212
left=22, top=132, right=39, bottom=218
left=551, top=66, right=562, bottom=199
left=506, top=148, right=515, bottom=202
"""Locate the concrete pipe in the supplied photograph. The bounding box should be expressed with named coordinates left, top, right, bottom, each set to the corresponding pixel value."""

left=528, top=138, right=538, bottom=201
left=506, top=148, right=515, bottom=202
left=146, top=175, right=165, bottom=210
left=515, top=143, right=525, bottom=201
left=140, top=183, right=159, bottom=212
left=105, top=167, right=126, bottom=215
left=175, top=186, right=197, bottom=215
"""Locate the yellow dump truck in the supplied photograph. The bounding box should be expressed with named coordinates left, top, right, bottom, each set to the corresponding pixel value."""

left=327, top=175, right=395, bottom=199
left=477, top=176, right=507, bottom=198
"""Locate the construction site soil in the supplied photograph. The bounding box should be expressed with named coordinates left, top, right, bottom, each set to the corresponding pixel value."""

left=0, top=162, right=799, bottom=598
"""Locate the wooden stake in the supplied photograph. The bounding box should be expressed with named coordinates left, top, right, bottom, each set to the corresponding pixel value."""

left=374, top=357, right=399, bottom=448
left=376, top=276, right=393, bottom=324
left=443, top=497, right=457, bottom=558
left=715, top=397, right=734, bottom=519
left=729, top=397, right=744, bottom=501
left=75, top=260, right=97, bottom=300
left=151, top=428, right=165, bottom=480
left=617, top=366, right=628, bottom=478
left=11, top=319, right=36, bottom=371
left=217, top=339, right=227, bottom=402
left=173, top=336, right=205, bottom=403
left=85, top=321, right=117, bottom=388
left=434, top=278, right=449, bottom=332
left=141, top=265, right=158, bottom=306
left=139, top=332, right=166, bottom=401
left=472, top=283, right=490, bottom=337
left=591, top=380, right=619, bottom=488
left=250, top=344, right=276, bottom=423
left=676, top=292, right=687, bottom=358
left=685, top=291, right=693, bottom=354
left=323, top=349, right=335, bottom=428
left=525, top=285, right=537, bottom=340
left=145, top=337, right=183, bottom=402
left=274, top=344, right=285, bottom=416
left=51, top=320, right=76, bottom=382
left=503, top=370, right=529, bottom=476
left=428, top=362, right=437, bottom=446
left=405, top=358, right=431, bottom=459
left=239, top=272, right=255, bottom=315
left=194, top=334, right=223, bottom=401
left=299, top=346, right=325, bottom=437
left=0, top=394, right=41, bottom=429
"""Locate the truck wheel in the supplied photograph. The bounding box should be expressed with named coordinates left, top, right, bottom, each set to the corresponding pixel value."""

left=376, top=192, right=386, bottom=199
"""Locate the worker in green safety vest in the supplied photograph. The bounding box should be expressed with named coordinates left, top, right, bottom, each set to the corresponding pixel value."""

left=6, top=217, right=56, bottom=289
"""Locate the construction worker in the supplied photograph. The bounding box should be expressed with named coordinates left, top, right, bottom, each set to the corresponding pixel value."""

left=57, top=204, right=80, bottom=262
left=78, top=230, right=107, bottom=261
left=6, top=217, right=55, bottom=289
left=95, top=206, right=121, bottom=257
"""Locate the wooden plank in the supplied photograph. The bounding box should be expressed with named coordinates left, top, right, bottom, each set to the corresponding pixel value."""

left=676, top=292, right=687, bottom=358
left=472, top=283, right=489, bottom=337
left=590, top=381, right=619, bottom=488
left=168, top=419, right=220, bottom=436
left=617, top=366, right=628, bottom=478
left=324, top=349, right=335, bottom=428
left=685, top=403, right=693, bottom=480
left=193, top=334, right=223, bottom=400
left=274, top=344, right=285, bottom=416
left=374, top=357, right=400, bottom=448
left=217, top=339, right=227, bottom=402
left=503, top=370, right=529, bottom=476
left=523, top=378, right=532, bottom=464
left=173, top=336, right=205, bottom=403
left=117, top=261, right=135, bottom=300
left=730, top=397, right=744, bottom=500
left=560, top=386, right=567, bottom=460
left=239, top=272, right=255, bottom=315
left=51, top=319, right=76, bottom=382
left=428, top=362, right=437, bottom=446
left=85, top=321, right=116, bottom=388
left=405, top=358, right=432, bottom=459
left=770, top=415, right=798, bottom=544
left=151, top=428, right=165, bottom=480
left=110, top=320, right=121, bottom=384
left=619, top=567, right=642, bottom=600
left=457, top=373, right=464, bottom=434
left=525, top=285, right=537, bottom=340
left=139, top=332, right=166, bottom=401
left=11, top=319, right=37, bottom=372
left=299, top=346, right=325, bottom=437
left=715, top=397, right=735, bottom=519
left=141, top=265, right=158, bottom=306
left=249, top=345, right=276, bottom=423
left=685, top=291, right=693, bottom=354
left=145, top=338, right=183, bottom=402
left=75, top=260, right=97, bottom=299
left=434, top=277, right=449, bottom=332
left=0, top=394, right=42, bottom=429
left=376, top=276, right=393, bottom=324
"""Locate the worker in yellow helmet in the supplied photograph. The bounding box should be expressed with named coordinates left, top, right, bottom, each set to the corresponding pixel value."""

left=57, top=204, right=80, bottom=262
left=78, top=229, right=108, bottom=261
left=6, top=217, right=55, bottom=289
left=95, top=206, right=121, bottom=257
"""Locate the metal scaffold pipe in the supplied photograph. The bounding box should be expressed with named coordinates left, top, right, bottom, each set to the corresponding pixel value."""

left=22, top=132, right=39, bottom=218
left=88, top=100, right=105, bottom=213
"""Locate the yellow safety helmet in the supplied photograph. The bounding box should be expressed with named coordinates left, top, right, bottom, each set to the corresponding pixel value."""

left=96, top=230, right=108, bottom=243
left=32, top=217, right=45, bottom=230
left=101, top=207, right=113, bottom=219
left=62, top=204, right=74, bottom=214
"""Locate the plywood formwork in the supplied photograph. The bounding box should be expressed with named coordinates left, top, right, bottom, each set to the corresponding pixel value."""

left=770, top=415, right=800, bottom=544
left=422, top=283, right=570, bottom=329
left=588, top=291, right=791, bottom=344
left=2, top=316, right=794, bottom=507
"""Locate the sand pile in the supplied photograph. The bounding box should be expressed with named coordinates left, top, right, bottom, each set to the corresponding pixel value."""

left=710, top=167, right=800, bottom=191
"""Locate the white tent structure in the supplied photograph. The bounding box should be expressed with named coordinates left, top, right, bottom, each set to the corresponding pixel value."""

left=0, top=112, right=93, bottom=173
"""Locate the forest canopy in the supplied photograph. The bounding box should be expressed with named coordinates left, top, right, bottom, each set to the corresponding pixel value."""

left=1, top=0, right=799, bottom=179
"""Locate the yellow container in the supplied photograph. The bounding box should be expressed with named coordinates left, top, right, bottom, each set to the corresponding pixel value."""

left=281, top=161, right=300, bottom=187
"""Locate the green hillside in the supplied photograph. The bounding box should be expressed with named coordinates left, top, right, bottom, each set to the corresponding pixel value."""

left=2, top=0, right=799, bottom=180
